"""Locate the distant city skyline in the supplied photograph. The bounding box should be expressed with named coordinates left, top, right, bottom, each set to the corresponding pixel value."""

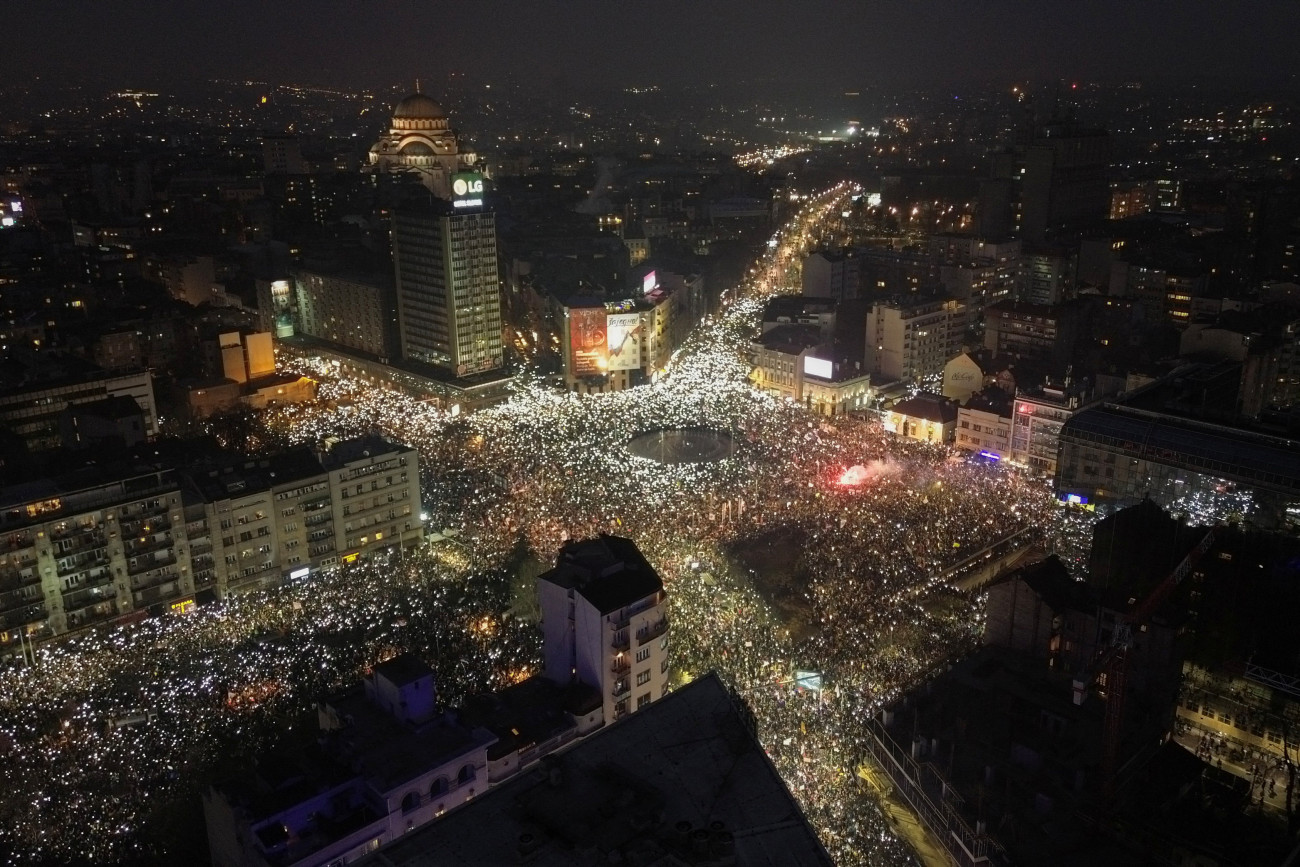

left=6, top=0, right=1300, bottom=92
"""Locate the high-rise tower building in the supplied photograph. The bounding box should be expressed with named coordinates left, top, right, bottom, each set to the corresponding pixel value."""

left=1020, top=123, right=1110, bottom=242
left=392, top=191, right=503, bottom=377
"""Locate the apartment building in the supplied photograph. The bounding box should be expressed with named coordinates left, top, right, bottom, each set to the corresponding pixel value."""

left=205, top=539, right=677, bottom=867
left=1011, top=385, right=1084, bottom=475
left=0, top=436, right=421, bottom=659
left=0, top=466, right=196, bottom=650
left=0, top=367, right=157, bottom=453
left=539, top=535, right=669, bottom=725
left=955, top=387, right=1014, bottom=460
left=205, top=655, right=497, bottom=867
left=983, top=300, right=1060, bottom=359
left=322, top=435, right=422, bottom=562
left=867, top=296, right=966, bottom=384
left=294, top=267, right=398, bottom=359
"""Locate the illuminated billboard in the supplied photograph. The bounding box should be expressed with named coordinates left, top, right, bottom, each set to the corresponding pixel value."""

left=803, top=356, right=833, bottom=379
left=606, top=312, right=642, bottom=371
left=451, top=172, right=485, bottom=209
left=569, top=307, right=608, bottom=377
left=642, top=270, right=657, bottom=295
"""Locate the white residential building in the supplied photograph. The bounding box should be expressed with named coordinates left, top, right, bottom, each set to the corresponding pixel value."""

left=867, top=297, right=966, bottom=384
left=539, top=535, right=669, bottom=724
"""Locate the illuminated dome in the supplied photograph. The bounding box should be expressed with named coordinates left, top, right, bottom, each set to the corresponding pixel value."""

left=392, top=92, right=445, bottom=120
left=400, top=141, right=435, bottom=155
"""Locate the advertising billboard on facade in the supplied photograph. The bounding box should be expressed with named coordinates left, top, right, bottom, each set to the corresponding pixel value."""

left=803, top=356, right=833, bottom=379
left=569, top=307, right=608, bottom=377
left=451, top=172, right=485, bottom=210
left=606, top=312, right=642, bottom=371
left=642, top=270, right=657, bottom=295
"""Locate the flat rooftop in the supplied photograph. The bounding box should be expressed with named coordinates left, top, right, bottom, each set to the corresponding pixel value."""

left=355, top=672, right=832, bottom=867
left=325, top=686, right=495, bottom=793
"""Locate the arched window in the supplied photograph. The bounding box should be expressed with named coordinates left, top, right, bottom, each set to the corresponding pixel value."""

left=457, top=764, right=475, bottom=785
left=431, top=777, right=449, bottom=797
left=401, top=791, right=419, bottom=813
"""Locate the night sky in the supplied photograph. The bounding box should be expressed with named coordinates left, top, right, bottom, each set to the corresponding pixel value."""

left=5, top=0, right=1300, bottom=90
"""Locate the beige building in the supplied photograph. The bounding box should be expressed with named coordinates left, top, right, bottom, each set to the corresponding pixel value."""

left=392, top=202, right=504, bottom=377
left=219, top=331, right=275, bottom=384
left=750, top=324, right=872, bottom=415
left=0, top=437, right=421, bottom=658
left=867, top=297, right=965, bottom=384
left=942, top=352, right=989, bottom=403
left=955, top=388, right=1014, bottom=460
left=0, top=467, right=198, bottom=650
left=322, top=436, right=422, bottom=563
left=886, top=393, right=958, bottom=444
left=295, top=268, right=397, bottom=359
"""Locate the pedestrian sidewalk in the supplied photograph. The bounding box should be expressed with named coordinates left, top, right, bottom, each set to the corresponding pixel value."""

left=857, top=762, right=954, bottom=867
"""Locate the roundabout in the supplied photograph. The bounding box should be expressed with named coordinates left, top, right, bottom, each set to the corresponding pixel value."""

left=626, top=427, right=740, bottom=464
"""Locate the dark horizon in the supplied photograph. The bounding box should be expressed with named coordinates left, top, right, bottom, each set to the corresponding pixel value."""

left=6, top=0, right=1300, bottom=93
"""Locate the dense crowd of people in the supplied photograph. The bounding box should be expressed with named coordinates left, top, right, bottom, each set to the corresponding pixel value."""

left=0, top=183, right=1099, bottom=865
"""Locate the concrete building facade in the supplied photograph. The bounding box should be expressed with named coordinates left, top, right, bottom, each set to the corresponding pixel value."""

left=539, top=536, right=669, bottom=725
left=392, top=202, right=504, bottom=377
left=867, top=296, right=965, bottom=384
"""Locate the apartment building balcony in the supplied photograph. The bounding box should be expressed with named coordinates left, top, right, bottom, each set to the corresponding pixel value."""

left=120, top=516, right=171, bottom=539
left=56, top=530, right=111, bottom=557
left=0, top=576, right=43, bottom=613
left=62, top=582, right=116, bottom=613
left=133, top=580, right=181, bottom=608
left=63, top=599, right=118, bottom=631
left=124, top=532, right=174, bottom=558
left=56, top=552, right=111, bottom=578
left=2, top=602, right=46, bottom=631
left=128, top=552, right=178, bottom=577
left=611, top=656, right=631, bottom=675
left=130, top=567, right=180, bottom=594
left=611, top=630, right=630, bottom=653
left=1, top=533, right=35, bottom=553
left=193, top=567, right=216, bottom=590
left=636, top=617, right=669, bottom=646
left=0, top=557, right=37, bottom=585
